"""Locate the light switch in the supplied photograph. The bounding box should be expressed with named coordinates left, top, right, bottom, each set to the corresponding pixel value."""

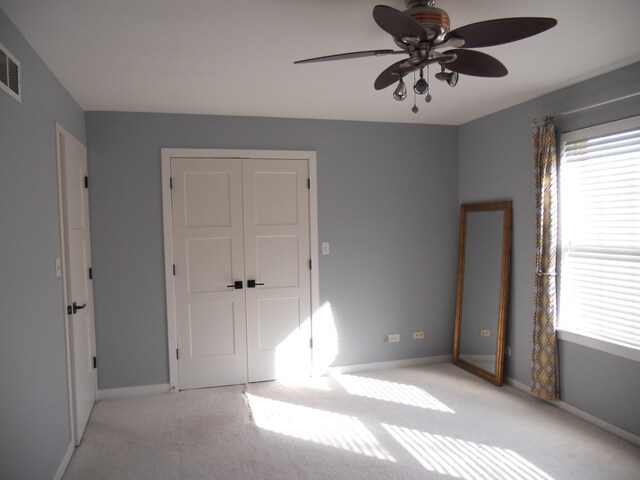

left=55, top=258, right=62, bottom=278
left=321, top=242, right=330, bottom=255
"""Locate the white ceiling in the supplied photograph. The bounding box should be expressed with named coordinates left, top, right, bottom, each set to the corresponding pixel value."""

left=2, top=0, right=640, bottom=125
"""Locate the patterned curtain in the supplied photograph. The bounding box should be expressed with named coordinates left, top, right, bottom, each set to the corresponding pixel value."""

left=531, top=120, right=560, bottom=400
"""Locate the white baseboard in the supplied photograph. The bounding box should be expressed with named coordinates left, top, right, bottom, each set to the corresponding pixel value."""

left=97, top=359, right=451, bottom=398
left=321, top=355, right=452, bottom=376
left=554, top=399, right=640, bottom=448
left=53, top=441, right=74, bottom=480
left=503, top=376, right=530, bottom=393
left=504, top=376, right=640, bottom=448
left=97, top=383, right=170, bottom=400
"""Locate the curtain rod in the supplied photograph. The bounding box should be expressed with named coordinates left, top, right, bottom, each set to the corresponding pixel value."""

left=533, top=91, right=640, bottom=125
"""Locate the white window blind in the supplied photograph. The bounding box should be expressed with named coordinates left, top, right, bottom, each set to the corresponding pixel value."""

left=559, top=115, right=640, bottom=350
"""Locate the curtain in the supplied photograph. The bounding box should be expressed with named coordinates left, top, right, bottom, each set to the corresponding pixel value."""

left=531, top=120, right=560, bottom=400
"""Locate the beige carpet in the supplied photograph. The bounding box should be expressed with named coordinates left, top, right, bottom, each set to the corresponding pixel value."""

left=63, top=363, right=640, bottom=480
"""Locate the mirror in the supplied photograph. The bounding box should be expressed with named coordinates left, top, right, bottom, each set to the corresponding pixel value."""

left=453, top=201, right=512, bottom=385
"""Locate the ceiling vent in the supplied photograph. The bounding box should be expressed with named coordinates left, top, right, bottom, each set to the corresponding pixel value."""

left=0, top=42, right=21, bottom=102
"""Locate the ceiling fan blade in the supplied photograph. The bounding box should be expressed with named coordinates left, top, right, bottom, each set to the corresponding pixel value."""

left=443, top=49, right=508, bottom=77
left=374, top=59, right=418, bottom=90
left=447, top=17, right=557, bottom=48
left=373, top=5, right=427, bottom=41
left=294, top=49, right=405, bottom=64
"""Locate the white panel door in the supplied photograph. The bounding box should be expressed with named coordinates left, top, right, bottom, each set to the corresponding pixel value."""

left=170, top=157, right=311, bottom=389
left=171, top=158, right=247, bottom=389
left=59, top=128, right=96, bottom=445
left=243, top=159, right=311, bottom=382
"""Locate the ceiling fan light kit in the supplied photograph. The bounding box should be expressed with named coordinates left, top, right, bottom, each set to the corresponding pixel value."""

left=393, top=78, right=408, bottom=101
left=435, top=69, right=459, bottom=87
left=413, top=69, right=429, bottom=95
left=295, top=0, right=557, bottom=112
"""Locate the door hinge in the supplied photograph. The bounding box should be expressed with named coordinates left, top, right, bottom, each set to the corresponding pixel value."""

left=93, top=356, right=97, bottom=369
left=84, top=176, right=89, bottom=189
left=172, top=264, right=176, bottom=276
left=309, top=259, right=312, bottom=270
left=309, top=338, right=313, bottom=349
left=170, top=177, right=173, bottom=189
left=176, top=348, right=180, bottom=360
left=88, top=267, right=93, bottom=280
left=307, top=178, right=311, bottom=190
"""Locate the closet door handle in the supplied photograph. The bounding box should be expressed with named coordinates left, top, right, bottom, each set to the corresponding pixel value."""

left=247, top=280, right=264, bottom=288
left=226, top=281, right=243, bottom=289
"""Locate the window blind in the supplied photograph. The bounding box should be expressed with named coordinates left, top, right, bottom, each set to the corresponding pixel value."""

left=559, top=116, right=640, bottom=349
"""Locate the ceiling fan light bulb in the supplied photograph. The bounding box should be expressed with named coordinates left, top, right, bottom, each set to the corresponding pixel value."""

left=435, top=71, right=459, bottom=87
left=393, top=79, right=407, bottom=101
left=448, top=72, right=459, bottom=87
left=413, top=78, right=429, bottom=95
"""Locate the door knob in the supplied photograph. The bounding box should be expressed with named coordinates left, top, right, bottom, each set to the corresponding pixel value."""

left=226, top=281, right=243, bottom=289
left=247, top=280, right=265, bottom=288
left=72, top=302, right=87, bottom=314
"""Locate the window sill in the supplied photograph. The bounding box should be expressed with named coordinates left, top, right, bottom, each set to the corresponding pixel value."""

left=557, top=329, right=640, bottom=363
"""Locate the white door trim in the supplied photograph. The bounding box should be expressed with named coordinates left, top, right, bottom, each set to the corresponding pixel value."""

left=55, top=123, right=97, bottom=445
left=161, top=148, right=320, bottom=391
left=56, top=123, right=76, bottom=445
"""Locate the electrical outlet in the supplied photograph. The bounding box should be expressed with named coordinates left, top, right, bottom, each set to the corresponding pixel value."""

left=413, top=331, right=424, bottom=340
left=387, top=334, right=400, bottom=343
left=480, top=330, right=491, bottom=337
left=321, top=242, right=330, bottom=255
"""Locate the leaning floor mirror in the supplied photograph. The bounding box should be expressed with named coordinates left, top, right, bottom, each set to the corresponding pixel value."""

left=453, top=201, right=512, bottom=385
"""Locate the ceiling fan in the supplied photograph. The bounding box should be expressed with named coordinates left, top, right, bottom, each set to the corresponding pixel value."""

left=294, top=0, right=557, bottom=112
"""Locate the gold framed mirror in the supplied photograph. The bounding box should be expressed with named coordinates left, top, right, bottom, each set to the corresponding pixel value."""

left=453, top=201, right=512, bottom=385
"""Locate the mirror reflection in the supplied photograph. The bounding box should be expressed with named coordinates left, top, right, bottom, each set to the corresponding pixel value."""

left=454, top=201, right=511, bottom=385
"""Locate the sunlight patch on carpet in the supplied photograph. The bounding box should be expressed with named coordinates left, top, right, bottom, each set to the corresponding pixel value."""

left=246, top=394, right=395, bottom=461
left=335, top=374, right=455, bottom=412
left=276, top=375, right=334, bottom=391
left=382, top=424, right=554, bottom=480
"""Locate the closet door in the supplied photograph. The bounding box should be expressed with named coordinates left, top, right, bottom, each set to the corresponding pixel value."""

left=243, top=159, right=312, bottom=382
left=171, top=158, right=247, bottom=389
left=170, top=156, right=312, bottom=389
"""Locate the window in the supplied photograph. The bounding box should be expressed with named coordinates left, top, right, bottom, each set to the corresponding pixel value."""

left=558, top=116, right=640, bottom=355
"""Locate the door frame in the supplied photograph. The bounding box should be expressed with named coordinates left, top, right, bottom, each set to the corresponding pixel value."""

left=161, top=149, right=320, bottom=392
left=55, top=123, right=98, bottom=445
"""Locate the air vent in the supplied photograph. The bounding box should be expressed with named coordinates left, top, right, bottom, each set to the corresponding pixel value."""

left=0, top=42, right=21, bottom=102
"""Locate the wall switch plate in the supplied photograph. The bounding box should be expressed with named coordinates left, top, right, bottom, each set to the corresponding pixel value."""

left=480, top=330, right=491, bottom=337
left=387, top=334, right=400, bottom=343
left=321, top=242, right=330, bottom=255
left=506, top=346, right=512, bottom=356
left=55, top=258, right=62, bottom=278
left=413, top=331, right=424, bottom=340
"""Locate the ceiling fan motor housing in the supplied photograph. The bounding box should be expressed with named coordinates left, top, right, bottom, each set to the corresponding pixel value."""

left=405, top=0, right=450, bottom=42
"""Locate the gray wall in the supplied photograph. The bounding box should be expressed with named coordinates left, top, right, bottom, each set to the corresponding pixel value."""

left=0, top=7, right=86, bottom=480
left=85, top=112, right=460, bottom=390
left=458, top=61, right=640, bottom=436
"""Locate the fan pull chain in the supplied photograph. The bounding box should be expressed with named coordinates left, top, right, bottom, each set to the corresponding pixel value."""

left=412, top=71, right=419, bottom=113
